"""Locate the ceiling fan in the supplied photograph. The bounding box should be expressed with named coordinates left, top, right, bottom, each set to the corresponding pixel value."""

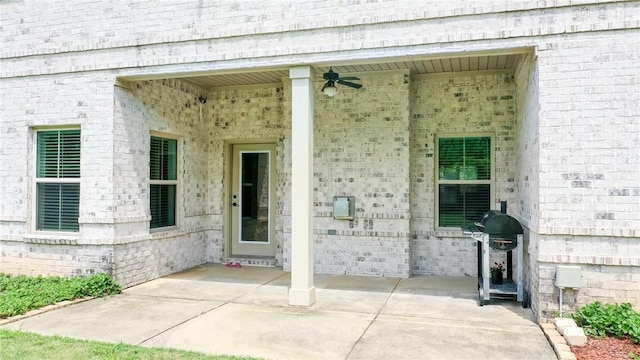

left=321, top=67, right=362, bottom=97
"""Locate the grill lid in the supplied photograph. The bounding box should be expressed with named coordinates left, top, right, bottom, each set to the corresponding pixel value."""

left=474, top=210, right=523, bottom=251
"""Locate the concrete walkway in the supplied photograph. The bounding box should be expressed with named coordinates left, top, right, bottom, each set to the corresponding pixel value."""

left=3, top=264, right=556, bottom=360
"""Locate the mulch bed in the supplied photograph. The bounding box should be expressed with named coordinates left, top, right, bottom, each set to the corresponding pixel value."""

left=571, top=336, right=639, bottom=360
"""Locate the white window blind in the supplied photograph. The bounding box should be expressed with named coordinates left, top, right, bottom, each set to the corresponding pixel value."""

left=36, top=129, right=80, bottom=231
left=150, top=136, right=177, bottom=229
left=436, top=135, right=492, bottom=228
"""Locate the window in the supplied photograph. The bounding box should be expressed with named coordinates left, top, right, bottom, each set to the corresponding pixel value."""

left=436, top=135, right=492, bottom=228
left=150, top=136, right=177, bottom=229
left=36, top=129, right=80, bottom=231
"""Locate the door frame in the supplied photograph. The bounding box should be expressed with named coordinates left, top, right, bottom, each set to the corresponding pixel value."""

left=223, top=140, right=278, bottom=258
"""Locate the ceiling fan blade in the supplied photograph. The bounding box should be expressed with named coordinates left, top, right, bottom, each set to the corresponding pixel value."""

left=323, top=67, right=339, bottom=81
left=323, top=73, right=338, bottom=81
left=338, top=76, right=360, bottom=81
left=337, top=80, right=362, bottom=89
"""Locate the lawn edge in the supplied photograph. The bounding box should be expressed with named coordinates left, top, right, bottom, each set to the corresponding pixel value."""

left=0, top=297, right=94, bottom=326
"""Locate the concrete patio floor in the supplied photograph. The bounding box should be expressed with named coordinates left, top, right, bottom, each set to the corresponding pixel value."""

left=2, top=263, right=556, bottom=360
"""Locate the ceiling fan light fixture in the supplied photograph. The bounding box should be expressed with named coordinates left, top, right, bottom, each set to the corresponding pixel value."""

left=322, top=80, right=338, bottom=97
left=321, top=67, right=361, bottom=97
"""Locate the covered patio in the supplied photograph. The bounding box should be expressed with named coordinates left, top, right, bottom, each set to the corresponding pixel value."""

left=3, top=263, right=555, bottom=360
left=113, top=47, right=537, bottom=308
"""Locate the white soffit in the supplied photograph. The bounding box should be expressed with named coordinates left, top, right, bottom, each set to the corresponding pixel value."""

left=175, top=53, right=523, bottom=89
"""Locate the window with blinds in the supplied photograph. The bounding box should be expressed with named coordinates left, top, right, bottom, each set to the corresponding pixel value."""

left=436, top=135, right=492, bottom=228
left=36, top=129, right=81, bottom=231
left=150, top=136, right=177, bottom=229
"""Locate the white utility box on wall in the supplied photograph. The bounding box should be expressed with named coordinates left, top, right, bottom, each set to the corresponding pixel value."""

left=555, top=265, right=581, bottom=289
left=333, top=196, right=355, bottom=220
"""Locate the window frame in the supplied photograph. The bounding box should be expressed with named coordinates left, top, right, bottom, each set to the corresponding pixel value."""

left=434, top=133, right=495, bottom=230
left=149, top=132, right=180, bottom=230
left=32, top=127, right=81, bottom=233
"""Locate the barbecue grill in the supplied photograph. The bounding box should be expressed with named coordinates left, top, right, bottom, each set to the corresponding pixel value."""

left=463, top=209, right=524, bottom=306
left=473, top=210, right=522, bottom=251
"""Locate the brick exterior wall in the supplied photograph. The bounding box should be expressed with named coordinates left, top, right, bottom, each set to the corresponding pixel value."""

left=514, top=51, right=542, bottom=315
left=1, top=241, right=113, bottom=277
left=1, top=0, right=638, bottom=320
left=536, top=31, right=640, bottom=236
left=110, top=79, right=211, bottom=286
left=206, top=84, right=286, bottom=264
left=410, top=72, right=518, bottom=277
left=530, top=29, right=640, bottom=319
left=0, top=72, right=120, bottom=278
left=311, top=72, right=411, bottom=277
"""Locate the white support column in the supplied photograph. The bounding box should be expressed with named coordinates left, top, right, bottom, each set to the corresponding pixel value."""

left=288, top=66, right=316, bottom=306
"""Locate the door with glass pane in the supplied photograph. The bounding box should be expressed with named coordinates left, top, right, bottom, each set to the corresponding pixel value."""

left=230, top=144, right=276, bottom=256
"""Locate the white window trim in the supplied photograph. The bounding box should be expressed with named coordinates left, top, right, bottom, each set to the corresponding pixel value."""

left=149, top=131, right=181, bottom=231
left=434, top=132, right=495, bottom=230
left=31, top=126, right=81, bottom=235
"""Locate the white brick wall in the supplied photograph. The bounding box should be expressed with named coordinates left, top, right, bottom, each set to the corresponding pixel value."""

left=3, top=1, right=639, bottom=79
left=206, top=84, right=286, bottom=264
left=0, top=74, right=115, bottom=231
left=203, top=72, right=413, bottom=277
left=536, top=32, right=640, bottom=236
left=310, top=72, right=411, bottom=277
left=514, top=50, right=542, bottom=316
left=109, top=79, right=213, bottom=285
left=0, top=240, right=113, bottom=278
left=410, top=72, right=518, bottom=276
left=528, top=30, right=640, bottom=319
left=535, top=261, right=640, bottom=319
left=113, top=233, right=208, bottom=287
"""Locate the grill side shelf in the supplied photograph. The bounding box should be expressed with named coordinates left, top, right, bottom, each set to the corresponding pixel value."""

left=461, top=226, right=484, bottom=241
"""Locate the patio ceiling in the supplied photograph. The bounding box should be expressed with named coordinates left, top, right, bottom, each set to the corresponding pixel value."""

left=176, top=53, right=523, bottom=90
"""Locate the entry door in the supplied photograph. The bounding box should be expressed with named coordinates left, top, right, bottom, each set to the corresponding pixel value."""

left=230, top=144, right=276, bottom=256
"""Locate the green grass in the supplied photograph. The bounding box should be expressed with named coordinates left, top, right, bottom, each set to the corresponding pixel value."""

left=0, top=273, right=122, bottom=319
left=0, top=329, right=258, bottom=360
left=0, top=274, right=260, bottom=359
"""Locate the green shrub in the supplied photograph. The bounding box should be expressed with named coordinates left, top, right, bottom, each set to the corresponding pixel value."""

left=70, top=273, right=122, bottom=298
left=0, top=273, right=122, bottom=319
left=569, top=302, right=640, bottom=343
